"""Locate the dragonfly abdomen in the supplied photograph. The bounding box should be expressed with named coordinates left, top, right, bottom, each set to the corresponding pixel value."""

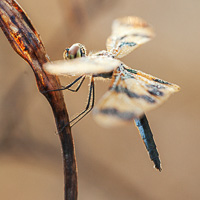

left=134, top=115, right=162, bottom=171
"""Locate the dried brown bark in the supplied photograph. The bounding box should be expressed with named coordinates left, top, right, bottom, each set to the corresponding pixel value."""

left=0, top=0, right=77, bottom=199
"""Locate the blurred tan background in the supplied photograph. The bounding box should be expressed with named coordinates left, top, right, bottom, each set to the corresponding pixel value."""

left=0, top=0, right=199, bottom=199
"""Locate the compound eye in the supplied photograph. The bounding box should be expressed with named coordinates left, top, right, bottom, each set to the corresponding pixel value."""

left=63, top=43, right=86, bottom=60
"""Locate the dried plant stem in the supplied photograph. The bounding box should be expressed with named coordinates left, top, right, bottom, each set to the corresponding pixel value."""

left=0, top=0, right=77, bottom=199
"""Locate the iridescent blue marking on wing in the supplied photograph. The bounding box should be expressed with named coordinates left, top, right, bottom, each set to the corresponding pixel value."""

left=134, top=114, right=161, bottom=171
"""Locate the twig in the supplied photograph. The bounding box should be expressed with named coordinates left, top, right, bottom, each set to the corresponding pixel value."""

left=0, top=0, right=77, bottom=199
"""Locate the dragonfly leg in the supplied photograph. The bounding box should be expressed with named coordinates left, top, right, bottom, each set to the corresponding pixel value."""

left=134, top=114, right=162, bottom=171
left=42, top=75, right=85, bottom=93
left=67, top=76, right=86, bottom=92
left=58, top=77, right=95, bottom=133
left=70, top=77, right=95, bottom=127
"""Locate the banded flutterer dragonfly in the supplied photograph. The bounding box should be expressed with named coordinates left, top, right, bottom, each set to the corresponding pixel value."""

left=44, top=16, right=180, bottom=171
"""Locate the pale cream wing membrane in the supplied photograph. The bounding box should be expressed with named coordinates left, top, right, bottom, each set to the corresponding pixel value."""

left=93, top=88, right=144, bottom=127
left=124, top=70, right=180, bottom=111
left=93, top=67, right=180, bottom=127
left=44, top=56, right=121, bottom=76
left=106, top=16, right=155, bottom=58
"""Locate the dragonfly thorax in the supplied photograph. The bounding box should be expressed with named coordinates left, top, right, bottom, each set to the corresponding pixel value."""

left=63, top=43, right=86, bottom=60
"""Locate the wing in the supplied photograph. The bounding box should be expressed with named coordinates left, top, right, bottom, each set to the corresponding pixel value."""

left=43, top=56, right=121, bottom=76
left=93, top=66, right=180, bottom=127
left=106, top=16, right=155, bottom=58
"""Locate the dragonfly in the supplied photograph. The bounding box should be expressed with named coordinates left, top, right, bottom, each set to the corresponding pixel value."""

left=44, top=16, right=180, bottom=171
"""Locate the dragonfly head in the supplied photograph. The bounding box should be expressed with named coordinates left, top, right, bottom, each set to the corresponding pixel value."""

left=63, top=43, right=87, bottom=60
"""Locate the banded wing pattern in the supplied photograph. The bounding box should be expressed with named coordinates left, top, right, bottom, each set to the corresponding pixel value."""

left=93, top=64, right=180, bottom=127
left=106, top=16, right=155, bottom=58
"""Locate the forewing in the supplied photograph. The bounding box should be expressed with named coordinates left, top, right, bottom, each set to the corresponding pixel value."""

left=93, top=67, right=180, bottom=127
left=43, top=56, right=121, bottom=76
left=106, top=16, right=155, bottom=58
